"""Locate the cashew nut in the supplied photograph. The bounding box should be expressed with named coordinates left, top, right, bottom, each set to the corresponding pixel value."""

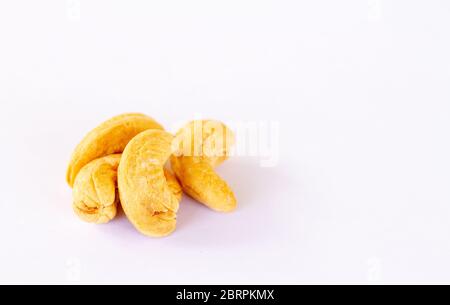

left=72, top=154, right=121, bottom=224
left=170, top=120, right=237, bottom=212
left=66, top=113, right=164, bottom=187
left=118, top=130, right=181, bottom=237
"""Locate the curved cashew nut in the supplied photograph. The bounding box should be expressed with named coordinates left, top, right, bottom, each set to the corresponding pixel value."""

left=66, top=113, right=164, bottom=187
left=118, top=130, right=181, bottom=237
left=73, top=154, right=121, bottom=224
left=170, top=120, right=237, bottom=212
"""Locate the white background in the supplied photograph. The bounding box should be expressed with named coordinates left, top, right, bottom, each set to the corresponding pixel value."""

left=0, top=0, right=449, bottom=284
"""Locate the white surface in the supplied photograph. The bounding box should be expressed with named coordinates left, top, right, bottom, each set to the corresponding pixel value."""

left=0, top=0, right=450, bottom=284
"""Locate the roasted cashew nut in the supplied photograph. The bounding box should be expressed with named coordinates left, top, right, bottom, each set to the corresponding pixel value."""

left=170, top=120, right=237, bottom=212
left=66, top=113, right=163, bottom=187
left=72, top=154, right=121, bottom=224
left=118, top=130, right=182, bottom=237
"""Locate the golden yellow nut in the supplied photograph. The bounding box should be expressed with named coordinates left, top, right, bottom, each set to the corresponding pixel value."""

left=72, top=154, right=121, bottom=224
left=171, top=120, right=237, bottom=212
left=118, top=130, right=181, bottom=237
left=66, top=113, right=164, bottom=187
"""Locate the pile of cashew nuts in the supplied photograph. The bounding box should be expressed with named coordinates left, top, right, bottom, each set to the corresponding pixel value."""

left=66, top=113, right=237, bottom=237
